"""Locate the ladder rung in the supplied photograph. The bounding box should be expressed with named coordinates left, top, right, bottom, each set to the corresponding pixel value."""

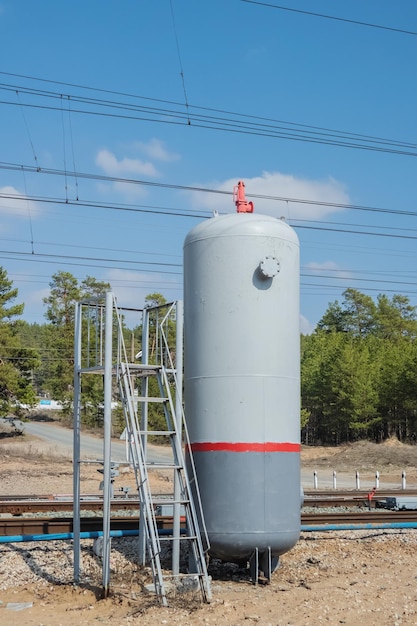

left=138, top=430, right=175, bottom=436
left=158, top=535, right=198, bottom=542
left=125, top=364, right=161, bottom=372
left=116, top=320, right=211, bottom=606
left=157, top=534, right=195, bottom=542
left=117, top=351, right=211, bottom=603
left=135, top=396, right=167, bottom=403
left=160, top=573, right=200, bottom=580
left=152, top=497, right=190, bottom=505
left=147, top=463, right=183, bottom=470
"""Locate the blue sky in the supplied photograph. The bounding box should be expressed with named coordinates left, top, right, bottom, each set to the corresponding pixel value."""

left=1, top=0, right=417, bottom=332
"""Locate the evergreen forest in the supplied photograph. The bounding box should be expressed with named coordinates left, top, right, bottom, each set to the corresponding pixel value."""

left=1, top=266, right=417, bottom=445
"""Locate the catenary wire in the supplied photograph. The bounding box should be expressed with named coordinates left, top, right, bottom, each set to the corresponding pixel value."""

left=0, top=191, right=211, bottom=219
left=1, top=167, right=417, bottom=220
left=2, top=96, right=417, bottom=158
left=0, top=249, right=182, bottom=269
left=240, top=1, right=417, bottom=38
left=0, top=253, right=182, bottom=275
left=2, top=81, right=417, bottom=157
left=1, top=237, right=182, bottom=259
left=3, top=82, right=416, bottom=150
left=1, top=73, right=416, bottom=152
left=169, top=0, right=190, bottom=124
left=1, top=247, right=417, bottom=288
left=0, top=77, right=416, bottom=306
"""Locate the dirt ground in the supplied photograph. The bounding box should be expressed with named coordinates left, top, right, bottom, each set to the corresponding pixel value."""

left=1, top=430, right=417, bottom=625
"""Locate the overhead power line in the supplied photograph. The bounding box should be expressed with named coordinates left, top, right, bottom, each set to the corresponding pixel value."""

left=2, top=237, right=182, bottom=260
left=1, top=231, right=416, bottom=303
left=1, top=78, right=417, bottom=157
left=0, top=191, right=210, bottom=220
left=241, top=1, right=417, bottom=37
left=300, top=282, right=417, bottom=296
left=295, top=224, right=417, bottom=241
left=1, top=165, right=417, bottom=220
left=2, top=94, right=416, bottom=158
left=2, top=72, right=415, bottom=151
left=169, top=0, right=190, bottom=124
left=294, top=219, right=417, bottom=236
left=301, top=272, right=417, bottom=288
left=0, top=249, right=182, bottom=271
left=1, top=249, right=416, bottom=297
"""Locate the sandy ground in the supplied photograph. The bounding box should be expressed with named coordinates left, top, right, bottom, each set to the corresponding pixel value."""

left=1, top=429, right=417, bottom=625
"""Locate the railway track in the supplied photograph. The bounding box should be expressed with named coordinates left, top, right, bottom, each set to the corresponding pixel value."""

left=0, top=496, right=141, bottom=515
left=1, top=490, right=417, bottom=538
left=0, top=515, right=172, bottom=536
left=1, top=510, right=417, bottom=537
left=2, top=489, right=417, bottom=515
left=303, top=489, right=417, bottom=509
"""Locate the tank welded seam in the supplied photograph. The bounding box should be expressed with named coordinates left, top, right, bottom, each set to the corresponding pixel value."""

left=185, top=233, right=298, bottom=245
left=186, top=442, right=300, bottom=452
left=185, top=375, right=299, bottom=381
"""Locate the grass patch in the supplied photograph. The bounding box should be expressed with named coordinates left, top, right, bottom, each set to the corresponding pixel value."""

left=0, top=440, right=71, bottom=463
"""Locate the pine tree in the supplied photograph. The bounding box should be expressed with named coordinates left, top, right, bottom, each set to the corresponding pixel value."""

left=0, top=267, right=39, bottom=414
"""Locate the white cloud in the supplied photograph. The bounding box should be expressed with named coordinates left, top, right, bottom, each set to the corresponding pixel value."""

left=133, top=138, right=180, bottom=162
left=96, top=148, right=159, bottom=178
left=95, top=148, right=161, bottom=199
left=0, top=186, right=41, bottom=229
left=188, top=171, right=349, bottom=220
left=94, top=141, right=179, bottom=200
left=95, top=178, right=147, bottom=200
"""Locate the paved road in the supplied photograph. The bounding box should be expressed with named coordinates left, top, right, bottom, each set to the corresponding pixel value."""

left=2, top=418, right=172, bottom=465
left=2, top=419, right=411, bottom=490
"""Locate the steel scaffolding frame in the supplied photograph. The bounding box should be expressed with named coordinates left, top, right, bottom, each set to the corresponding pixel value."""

left=73, top=292, right=211, bottom=604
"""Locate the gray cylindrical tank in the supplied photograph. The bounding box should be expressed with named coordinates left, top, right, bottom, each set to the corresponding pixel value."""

left=184, top=212, right=300, bottom=564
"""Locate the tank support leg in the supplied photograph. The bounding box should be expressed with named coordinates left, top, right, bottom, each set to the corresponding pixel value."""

left=260, top=547, right=280, bottom=582
left=249, top=548, right=259, bottom=585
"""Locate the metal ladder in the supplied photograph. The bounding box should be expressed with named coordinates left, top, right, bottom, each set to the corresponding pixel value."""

left=115, top=306, right=212, bottom=606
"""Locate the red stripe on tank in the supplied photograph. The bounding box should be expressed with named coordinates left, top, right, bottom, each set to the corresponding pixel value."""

left=187, top=442, right=300, bottom=453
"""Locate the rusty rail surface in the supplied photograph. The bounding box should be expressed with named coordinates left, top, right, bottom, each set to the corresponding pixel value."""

left=0, top=497, right=140, bottom=515
left=0, top=515, right=176, bottom=536
left=2, top=488, right=417, bottom=515
left=1, top=510, right=417, bottom=537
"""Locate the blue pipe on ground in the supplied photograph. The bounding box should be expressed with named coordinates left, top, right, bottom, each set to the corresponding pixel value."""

left=1, top=523, right=416, bottom=544
left=301, top=522, right=417, bottom=532
left=0, top=528, right=185, bottom=544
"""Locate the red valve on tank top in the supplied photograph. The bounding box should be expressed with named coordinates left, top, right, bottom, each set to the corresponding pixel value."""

left=234, top=180, right=254, bottom=213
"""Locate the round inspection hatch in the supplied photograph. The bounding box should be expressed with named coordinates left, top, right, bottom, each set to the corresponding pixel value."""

left=258, top=256, right=280, bottom=279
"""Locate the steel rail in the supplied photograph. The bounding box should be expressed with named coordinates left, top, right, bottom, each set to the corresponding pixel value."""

left=2, top=496, right=365, bottom=514
left=1, top=510, right=417, bottom=537
left=304, top=489, right=417, bottom=498
left=0, top=515, right=178, bottom=537
left=0, top=498, right=141, bottom=515
left=5, top=488, right=416, bottom=500
left=2, top=488, right=417, bottom=515
left=302, top=511, right=417, bottom=524
left=0, top=496, right=367, bottom=514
